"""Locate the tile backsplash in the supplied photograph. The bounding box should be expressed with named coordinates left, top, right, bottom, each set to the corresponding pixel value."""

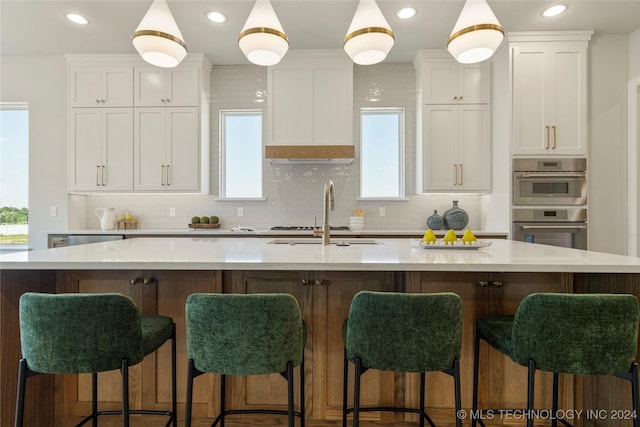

left=75, top=62, right=483, bottom=231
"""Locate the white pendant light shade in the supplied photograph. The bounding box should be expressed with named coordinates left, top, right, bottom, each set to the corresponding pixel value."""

left=239, top=0, right=288, bottom=66
left=447, top=0, right=504, bottom=64
left=344, top=0, right=394, bottom=65
left=132, top=0, right=187, bottom=68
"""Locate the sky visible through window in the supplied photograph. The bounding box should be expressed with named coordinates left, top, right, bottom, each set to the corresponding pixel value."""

left=361, top=109, right=402, bottom=198
left=0, top=108, right=29, bottom=208
left=222, top=112, right=262, bottom=198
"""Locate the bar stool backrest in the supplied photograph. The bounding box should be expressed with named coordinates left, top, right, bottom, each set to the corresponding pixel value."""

left=345, top=291, right=462, bottom=372
left=186, top=293, right=305, bottom=376
left=19, top=292, right=144, bottom=374
left=511, top=293, right=639, bottom=375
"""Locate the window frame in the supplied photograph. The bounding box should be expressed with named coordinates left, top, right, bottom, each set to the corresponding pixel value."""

left=0, top=102, right=30, bottom=251
left=218, top=109, right=264, bottom=200
left=358, top=107, right=406, bottom=200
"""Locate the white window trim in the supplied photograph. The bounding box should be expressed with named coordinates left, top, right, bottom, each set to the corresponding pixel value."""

left=219, top=109, right=263, bottom=200
left=359, top=107, right=406, bottom=200
left=0, top=102, right=29, bottom=251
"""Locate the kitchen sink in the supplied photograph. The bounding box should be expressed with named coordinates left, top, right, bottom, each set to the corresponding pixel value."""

left=267, top=238, right=379, bottom=246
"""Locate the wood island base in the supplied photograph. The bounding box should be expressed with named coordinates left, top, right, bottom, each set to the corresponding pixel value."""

left=1, top=269, right=639, bottom=427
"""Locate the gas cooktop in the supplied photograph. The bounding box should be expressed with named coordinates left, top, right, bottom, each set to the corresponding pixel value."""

left=270, top=225, right=350, bottom=231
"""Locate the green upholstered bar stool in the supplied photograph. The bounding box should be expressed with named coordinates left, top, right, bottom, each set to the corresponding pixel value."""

left=342, top=291, right=463, bottom=427
left=15, top=292, right=177, bottom=427
left=472, top=293, right=640, bottom=427
left=185, top=293, right=306, bottom=427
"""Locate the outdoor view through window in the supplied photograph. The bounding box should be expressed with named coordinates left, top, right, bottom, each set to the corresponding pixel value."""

left=0, top=103, right=29, bottom=248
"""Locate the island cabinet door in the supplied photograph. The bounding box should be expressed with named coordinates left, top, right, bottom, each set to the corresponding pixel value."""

left=56, top=270, right=221, bottom=425
left=405, top=271, right=574, bottom=426
left=222, top=270, right=397, bottom=423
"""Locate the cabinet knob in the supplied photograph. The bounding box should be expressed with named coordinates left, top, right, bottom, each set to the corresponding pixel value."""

left=492, top=280, right=503, bottom=288
left=96, top=99, right=101, bottom=104
left=166, top=99, right=170, bottom=103
left=130, top=277, right=141, bottom=285
left=453, top=96, right=458, bottom=100
left=459, top=96, right=463, bottom=100
left=300, top=279, right=311, bottom=286
left=143, top=277, right=155, bottom=285
left=161, top=99, right=166, bottom=103
left=478, top=280, right=489, bottom=287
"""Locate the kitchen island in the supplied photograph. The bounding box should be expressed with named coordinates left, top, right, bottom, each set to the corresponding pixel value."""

left=2, top=237, right=640, bottom=426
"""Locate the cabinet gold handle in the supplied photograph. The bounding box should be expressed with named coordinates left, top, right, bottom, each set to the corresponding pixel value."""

left=166, top=99, right=170, bottom=103
left=459, top=96, right=463, bottom=100
left=96, top=165, right=100, bottom=186
left=545, top=125, right=550, bottom=149
left=96, top=99, right=100, bottom=104
left=459, top=164, right=463, bottom=186
left=453, top=96, right=458, bottom=100
left=552, top=125, right=557, bottom=149
left=161, top=165, right=165, bottom=186
left=453, top=164, right=458, bottom=185
left=166, top=164, right=170, bottom=186
left=101, top=165, right=106, bottom=186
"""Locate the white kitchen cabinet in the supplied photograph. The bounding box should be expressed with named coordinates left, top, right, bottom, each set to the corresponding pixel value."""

left=69, top=108, right=133, bottom=191
left=510, top=32, right=592, bottom=156
left=134, top=107, right=200, bottom=192
left=420, top=104, right=491, bottom=192
left=265, top=50, right=354, bottom=160
left=419, top=58, right=490, bottom=104
left=134, top=64, right=199, bottom=107
left=69, top=64, right=133, bottom=108
left=414, top=50, right=491, bottom=193
left=67, top=54, right=211, bottom=194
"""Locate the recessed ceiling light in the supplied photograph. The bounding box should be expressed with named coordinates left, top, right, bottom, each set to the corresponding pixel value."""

left=206, top=11, right=227, bottom=23
left=396, top=7, right=417, bottom=19
left=65, top=13, right=89, bottom=25
left=542, top=4, right=567, bottom=17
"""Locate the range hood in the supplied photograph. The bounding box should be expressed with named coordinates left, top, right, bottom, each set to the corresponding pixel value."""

left=265, top=145, right=355, bottom=164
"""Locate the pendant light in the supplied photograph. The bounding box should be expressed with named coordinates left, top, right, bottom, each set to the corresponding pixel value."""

left=344, top=0, right=394, bottom=65
left=239, top=0, right=288, bottom=66
left=132, top=0, right=187, bottom=68
left=447, top=0, right=504, bottom=64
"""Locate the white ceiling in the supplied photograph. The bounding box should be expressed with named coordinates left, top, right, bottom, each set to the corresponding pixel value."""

left=2, top=0, right=640, bottom=65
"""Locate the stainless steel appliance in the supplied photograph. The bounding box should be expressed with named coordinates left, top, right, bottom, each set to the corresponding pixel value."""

left=513, top=158, right=587, bottom=205
left=47, top=234, right=124, bottom=248
left=512, top=208, right=587, bottom=250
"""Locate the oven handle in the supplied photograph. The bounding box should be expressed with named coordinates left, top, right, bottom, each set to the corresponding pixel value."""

left=520, top=225, right=588, bottom=230
left=517, top=172, right=586, bottom=179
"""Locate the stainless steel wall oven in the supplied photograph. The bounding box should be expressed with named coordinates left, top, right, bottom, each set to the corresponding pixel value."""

left=513, top=158, right=587, bottom=206
left=512, top=158, right=587, bottom=250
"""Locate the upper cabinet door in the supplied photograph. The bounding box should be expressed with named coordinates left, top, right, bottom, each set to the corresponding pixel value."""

left=510, top=34, right=590, bottom=156
left=70, top=65, right=133, bottom=107
left=134, top=65, right=199, bottom=107
left=420, top=58, right=490, bottom=104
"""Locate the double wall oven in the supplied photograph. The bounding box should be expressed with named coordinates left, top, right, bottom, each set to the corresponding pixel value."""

left=512, top=158, right=588, bottom=250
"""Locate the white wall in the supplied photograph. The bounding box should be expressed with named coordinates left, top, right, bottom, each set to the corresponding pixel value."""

left=588, top=34, right=629, bottom=255
left=0, top=56, right=68, bottom=249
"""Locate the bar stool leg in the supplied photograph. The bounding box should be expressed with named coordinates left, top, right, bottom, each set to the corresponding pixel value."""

left=171, top=324, right=177, bottom=427
left=342, top=349, right=348, bottom=427
left=631, top=363, right=639, bottom=427
left=454, top=358, right=462, bottom=427
left=14, top=359, right=28, bottom=427
left=419, top=372, right=425, bottom=427
left=472, top=327, right=481, bottom=427
left=92, top=372, right=98, bottom=427
left=353, top=357, right=363, bottom=427
left=300, top=356, right=305, bottom=427
left=552, top=371, right=559, bottom=427
left=527, top=360, right=535, bottom=427
left=121, top=359, right=130, bottom=427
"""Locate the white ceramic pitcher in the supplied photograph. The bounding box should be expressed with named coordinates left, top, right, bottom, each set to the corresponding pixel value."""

left=95, top=207, right=117, bottom=230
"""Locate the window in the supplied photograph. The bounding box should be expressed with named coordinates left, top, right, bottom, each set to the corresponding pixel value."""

left=0, top=103, right=29, bottom=248
left=220, top=110, right=263, bottom=199
left=360, top=108, right=404, bottom=199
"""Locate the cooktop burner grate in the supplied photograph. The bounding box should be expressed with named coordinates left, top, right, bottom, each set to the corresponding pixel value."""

left=270, top=225, right=350, bottom=231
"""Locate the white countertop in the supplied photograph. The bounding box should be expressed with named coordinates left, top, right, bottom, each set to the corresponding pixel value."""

left=47, top=228, right=508, bottom=237
left=4, top=237, right=640, bottom=273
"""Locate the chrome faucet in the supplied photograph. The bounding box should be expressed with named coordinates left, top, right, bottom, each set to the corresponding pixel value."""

left=322, top=180, right=335, bottom=246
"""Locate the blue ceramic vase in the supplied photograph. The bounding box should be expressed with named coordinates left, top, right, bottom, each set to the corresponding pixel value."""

left=427, top=210, right=444, bottom=230
left=443, top=200, right=469, bottom=230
